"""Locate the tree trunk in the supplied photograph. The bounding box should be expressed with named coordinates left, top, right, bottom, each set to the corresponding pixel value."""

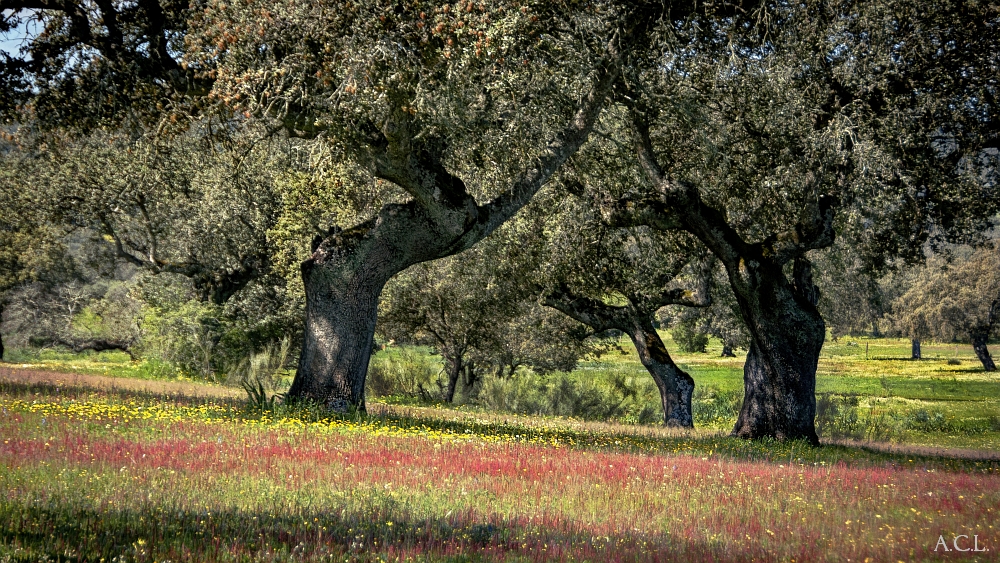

left=288, top=203, right=462, bottom=411
left=720, top=344, right=735, bottom=358
left=970, top=329, right=996, bottom=372
left=729, top=258, right=822, bottom=445
left=911, top=339, right=921, bottom=360
left=444, top=356, right=463, bottom=403
left=285, top=53, right=619, bottom=412
left=626, top=317, right=694, bottom=427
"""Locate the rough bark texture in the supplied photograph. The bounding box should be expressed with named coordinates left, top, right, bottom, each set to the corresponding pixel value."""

left=911, top=339, right=922, bottom=360
left=625, top=317, right=694, bottom=427
left=444, top=356, right=464, bottom=404
left=728, top=257, right=823, bottom=445
left=288, top=202, right=474, bottom=410
left=971, top=329, right=996, bottom=372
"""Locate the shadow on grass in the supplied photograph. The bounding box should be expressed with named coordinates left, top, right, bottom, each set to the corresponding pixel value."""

left=0, top=497, right=785, bottom=563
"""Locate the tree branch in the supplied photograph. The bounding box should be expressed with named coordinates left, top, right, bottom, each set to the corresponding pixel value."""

left=542, top=284, right=629, bottom=334
left=627, top=106, right=751, bottom=267
left=469, top=28, right=629, bottom=242
left=764, top=193, right=839, bottom=264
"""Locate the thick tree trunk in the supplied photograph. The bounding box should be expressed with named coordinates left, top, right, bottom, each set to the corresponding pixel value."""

left=626, top=317, right=694, bottom=427
left=971, top=330, right=996, bottom=372
left=729, top=258, right=822, bottom=445
left=289, top=247, right=387, bottom=412
left=720, top=344, right=735, bottom=358
left=911, top=339, right=921, bottom=360
left=288, top=203, right=463, bottom=411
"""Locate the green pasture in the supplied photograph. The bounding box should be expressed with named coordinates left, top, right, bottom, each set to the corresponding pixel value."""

left=4, top=334, right=999, bottom=451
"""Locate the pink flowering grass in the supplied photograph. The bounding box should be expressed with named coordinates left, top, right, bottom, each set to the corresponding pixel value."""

left=0, top=382, right=997, bottom=562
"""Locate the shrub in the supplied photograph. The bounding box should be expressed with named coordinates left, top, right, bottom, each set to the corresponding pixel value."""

left=367, top=347, right=443, bottom=401
left=477, top=369, right=661, bottom=424
left=671, top=318, right=709, bottom=353
left=692, top=386, right=743, bottom=427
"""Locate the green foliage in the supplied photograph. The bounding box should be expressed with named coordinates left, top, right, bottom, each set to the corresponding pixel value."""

left=230, top=337, right=291, bottom=411
left=477, top=369, right=660, bottom=424
left=366, top=347, right=443, bottom=402
left=138, top=292, right=223, bottom=379
left=671, top=318, right=710, bottom=354
left=892, top=245, right=1000, bottom=342
left=691, top=387, right=743, bottom=428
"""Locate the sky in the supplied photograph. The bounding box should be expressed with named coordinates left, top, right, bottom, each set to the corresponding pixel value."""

left=1, top=10, right=38, bottom=58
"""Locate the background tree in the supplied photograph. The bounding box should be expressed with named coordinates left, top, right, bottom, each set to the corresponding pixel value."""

left=815, top=241, right=890, bottom=340
left=525, top=192, right=713, bottom=427
left=12, top=125, right=289, bottom=306
left=378, top=210, right=597, bottom=403
left=892, top=246, right=1000, bottom=371
left=0, top=137, right=79, bottom=360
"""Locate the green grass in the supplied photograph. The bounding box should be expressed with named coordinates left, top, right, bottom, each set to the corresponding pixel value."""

left=7, top=334, right=1000, bottom=451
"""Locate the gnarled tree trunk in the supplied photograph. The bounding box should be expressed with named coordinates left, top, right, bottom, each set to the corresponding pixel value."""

left=626, top=317, right=694, bottom=427
left=970, top=329, right=996, bottom=372
left=911, top=339, right=922, bottom=360
left=728, top=258, right=823, bottom=445
left=289, top=203, right=474, bottom=410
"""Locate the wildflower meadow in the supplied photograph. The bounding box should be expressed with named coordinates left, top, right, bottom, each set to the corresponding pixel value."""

left=1, top=372, right=997, bottom=562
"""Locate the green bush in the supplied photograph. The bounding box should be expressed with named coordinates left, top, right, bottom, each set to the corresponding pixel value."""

left=692, top=386, right=743, bottom=427
left=815, top=393, right=901, bottom=441
left=477, top=369, right=661, bottom=424
left=671, top=319, right=709, bottom=353
left=366, top=347, right=443, bottom=401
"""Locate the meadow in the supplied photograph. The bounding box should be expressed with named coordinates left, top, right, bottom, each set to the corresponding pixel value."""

left=2, top=336, right=999, bottom=562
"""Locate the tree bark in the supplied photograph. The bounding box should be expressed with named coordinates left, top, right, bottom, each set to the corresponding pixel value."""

left=720, top=344, right=735, bottom=357
left=444, top=356, right=464, bottom=403
left=728, top=258, right=823, bottom=445
left=911, top=339, right=922, bottom=360
left=625, top=317, right=694, bottom=427
left=288, top=203, right=467, bottom=411
left=970, top=329, right=996, bottom=372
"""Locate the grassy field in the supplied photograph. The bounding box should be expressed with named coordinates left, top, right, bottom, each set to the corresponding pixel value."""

left=0, top=375, right=997, bottom=563
left=7, top=335, right=1000, bottom=451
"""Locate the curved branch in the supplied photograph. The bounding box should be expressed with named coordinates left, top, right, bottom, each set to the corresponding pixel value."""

left=627, top=106, right=751, bottom=267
